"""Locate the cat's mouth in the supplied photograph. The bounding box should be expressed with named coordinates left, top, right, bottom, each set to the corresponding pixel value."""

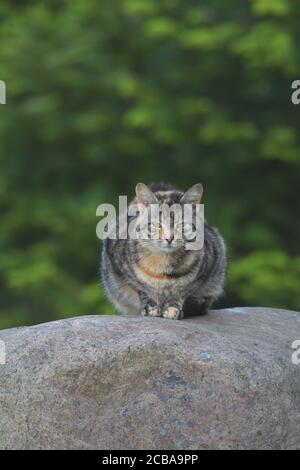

left=156, top=243, right=182, bottom=253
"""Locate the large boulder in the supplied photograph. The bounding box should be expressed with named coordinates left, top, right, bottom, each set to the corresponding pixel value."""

left=0, top=307, right=299, bottom=450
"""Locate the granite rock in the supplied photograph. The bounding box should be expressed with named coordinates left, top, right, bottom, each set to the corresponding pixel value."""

left=0, top=307, right=299, bottom=449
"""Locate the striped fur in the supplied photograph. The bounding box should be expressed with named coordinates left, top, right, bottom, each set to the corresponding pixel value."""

left=101, top=182, right=227, bottom=320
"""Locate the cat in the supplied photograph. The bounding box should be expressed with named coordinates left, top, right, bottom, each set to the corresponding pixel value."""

left=101, top=182, right=227, bottom=320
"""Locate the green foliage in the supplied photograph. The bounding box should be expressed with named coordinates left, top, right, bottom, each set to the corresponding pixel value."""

left=0, top=0, right=299, bottom=328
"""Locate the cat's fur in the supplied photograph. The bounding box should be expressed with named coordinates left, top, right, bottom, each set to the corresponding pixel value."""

left=101, top=182, right=227, bottom=320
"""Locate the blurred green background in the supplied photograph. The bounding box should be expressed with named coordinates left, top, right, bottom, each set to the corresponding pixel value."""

left=0, top=0, right=300, bottom=329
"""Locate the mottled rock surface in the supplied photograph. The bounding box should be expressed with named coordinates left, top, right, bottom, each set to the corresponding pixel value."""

left=0, top=307, right=300, bottom=450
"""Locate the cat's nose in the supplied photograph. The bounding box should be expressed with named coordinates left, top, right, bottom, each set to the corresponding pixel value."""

left=166, top=235, right=174, bottom=244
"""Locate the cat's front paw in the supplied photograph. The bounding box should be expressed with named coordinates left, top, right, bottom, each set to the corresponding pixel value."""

left=141, top=305, right=161, bottom=317
left=162, top=306, right=183, bottom=320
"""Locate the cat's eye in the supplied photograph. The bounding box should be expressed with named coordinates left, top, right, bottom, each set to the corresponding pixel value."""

left=175, top=222, right=195, bottom=230
left=175, top=222, right=197, bottom=237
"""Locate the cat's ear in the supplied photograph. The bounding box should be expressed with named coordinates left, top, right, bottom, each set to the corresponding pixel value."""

left=135, top=183, right=158, bottom=205
left=180, top=183, right=203, bottom=204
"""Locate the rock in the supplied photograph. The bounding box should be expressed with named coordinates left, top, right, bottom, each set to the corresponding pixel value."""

left=0, top=307, right=300, bottom=450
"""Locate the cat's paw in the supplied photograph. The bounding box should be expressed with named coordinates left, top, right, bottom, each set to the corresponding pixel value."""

left=162, top=306, right=183, bottom=320
left=141, top=305, right=161, bottom=317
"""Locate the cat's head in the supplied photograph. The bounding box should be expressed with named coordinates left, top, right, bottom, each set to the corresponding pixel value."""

left=134, top=182, right=203, bottom=253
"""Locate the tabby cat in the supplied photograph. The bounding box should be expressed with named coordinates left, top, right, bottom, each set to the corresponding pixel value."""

left=101, top=182, right=226, bottom=320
